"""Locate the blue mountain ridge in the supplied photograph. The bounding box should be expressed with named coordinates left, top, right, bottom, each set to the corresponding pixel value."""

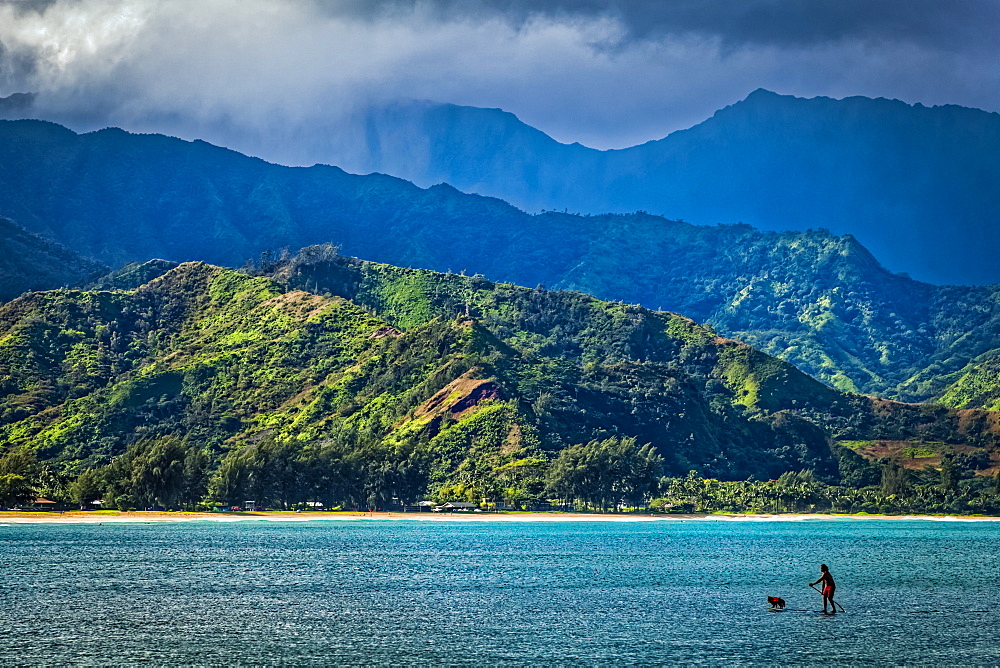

left=352, top=90, right=1000, bottom=286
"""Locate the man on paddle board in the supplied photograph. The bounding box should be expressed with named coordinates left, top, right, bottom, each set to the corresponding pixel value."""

left=809, top=564, right=837, bottom=613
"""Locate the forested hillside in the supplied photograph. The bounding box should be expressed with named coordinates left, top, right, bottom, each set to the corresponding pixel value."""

left=936, top=353, right=1000, bottom=411
left=0, top=260, right=835, bottom=481
left=3, top=120, right=1000, bottom=403
left=0, top=217, right=106, bottom=301
left=267, top=247, right=1000, bottom=448
left=2, top=253, right=999, bottom=511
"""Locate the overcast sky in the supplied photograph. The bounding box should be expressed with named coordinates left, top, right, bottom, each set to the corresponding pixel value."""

left=0, top=0, right=998, bottom=150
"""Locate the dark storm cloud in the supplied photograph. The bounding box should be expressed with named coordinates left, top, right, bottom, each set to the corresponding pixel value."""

left=0, top=0, right=58, bottom=14
left=334, top=0, right=1000, bottom=50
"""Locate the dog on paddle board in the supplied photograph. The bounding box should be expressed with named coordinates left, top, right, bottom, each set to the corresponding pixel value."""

left=767, top=596, right=786, bottom=609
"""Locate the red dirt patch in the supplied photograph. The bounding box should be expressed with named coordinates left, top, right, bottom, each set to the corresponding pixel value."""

left=369, top=325, right=402, bottom=339
left=853, top=440, right=999, bottom=475
left=412, top=371, right=506, bottom=423
left=263, top=290, right=334, bottom=319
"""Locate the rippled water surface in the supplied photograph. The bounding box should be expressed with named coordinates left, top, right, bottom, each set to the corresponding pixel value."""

left=2, top=518, right=998, bottom=665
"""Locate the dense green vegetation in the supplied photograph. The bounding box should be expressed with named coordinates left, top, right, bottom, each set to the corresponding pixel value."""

left=935, top=352, right=1000, bottom=411
left=6, top=436, right=999, bottom=516
left=0, top=448, right=39, bottom=508
left=269, top=249, right=1000, bottom=446
left=0, top=253, right=998, bottom=513
left=546, top=437, right=662, bottom=511
left=3, top=119, right=1000, bottom=404
left=650, top=466, right=1000, bottom=516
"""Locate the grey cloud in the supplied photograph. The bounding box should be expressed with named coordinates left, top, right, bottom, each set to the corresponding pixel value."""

left=0, top=33, right=40, bottom=90
left=0, top=0, right=998, bottom=153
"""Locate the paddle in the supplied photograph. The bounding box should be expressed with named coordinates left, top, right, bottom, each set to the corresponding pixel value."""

left=809, top=583, right=846, bottom=612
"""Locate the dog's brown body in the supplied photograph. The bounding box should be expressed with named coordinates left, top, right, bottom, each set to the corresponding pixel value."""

left=767, top=596, right=786, bottom=609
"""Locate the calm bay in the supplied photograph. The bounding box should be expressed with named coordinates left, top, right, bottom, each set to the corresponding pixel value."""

left=2, top=518, right=997, bottom=665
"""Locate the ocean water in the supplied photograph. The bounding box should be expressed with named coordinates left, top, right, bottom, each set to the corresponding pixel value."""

left=1, top=517, right=998, bottom=666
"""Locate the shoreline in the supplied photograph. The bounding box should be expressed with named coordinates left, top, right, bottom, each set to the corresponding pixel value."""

left=2, top=510, right=1000, bottom=524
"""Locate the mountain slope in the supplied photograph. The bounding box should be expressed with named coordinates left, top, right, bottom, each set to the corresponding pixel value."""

left=0, top=216, right=107, bottom=301
left=936, top=352, right=1000, bottom=411
left=4, top=255, right=1000, bottom=507
left=270, top=248, right=1000, bottom=453
left=351, top=91, right=1000, bottom=287
left=0, top=261, right=832, bottom=481
left=3, top=119, right=1000, bottom=401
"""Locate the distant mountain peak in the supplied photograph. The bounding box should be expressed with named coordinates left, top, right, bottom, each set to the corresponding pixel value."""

left=0, top=92, right=35, bottom=116
left=743, top=87, right=783, bottom=100
left=351, top=90, right=1000, bottom=286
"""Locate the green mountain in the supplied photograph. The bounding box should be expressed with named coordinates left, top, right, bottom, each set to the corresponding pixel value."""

left=3, top=253, right=998, bottom=511
left=0, top=217, right=107, bottom=301
left=0, top=259, right=827, bottom=480
left=2, top=119, right=1000, bottom=403
left=269, top=248, right=1000, bottom=450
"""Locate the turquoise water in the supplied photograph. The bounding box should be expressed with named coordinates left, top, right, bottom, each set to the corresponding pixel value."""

left=1, top=518, right=998, bottom=666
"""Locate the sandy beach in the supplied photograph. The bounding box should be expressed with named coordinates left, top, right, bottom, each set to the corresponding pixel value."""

left=2, top=510, right=999, bottom=523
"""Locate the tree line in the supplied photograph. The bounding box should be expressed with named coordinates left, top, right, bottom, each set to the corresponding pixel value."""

left=1, top=435, right=662, bottom=511
left=651, top=467, right=1000, bottom=516
left=3, top=436, right=1000, bottom=516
